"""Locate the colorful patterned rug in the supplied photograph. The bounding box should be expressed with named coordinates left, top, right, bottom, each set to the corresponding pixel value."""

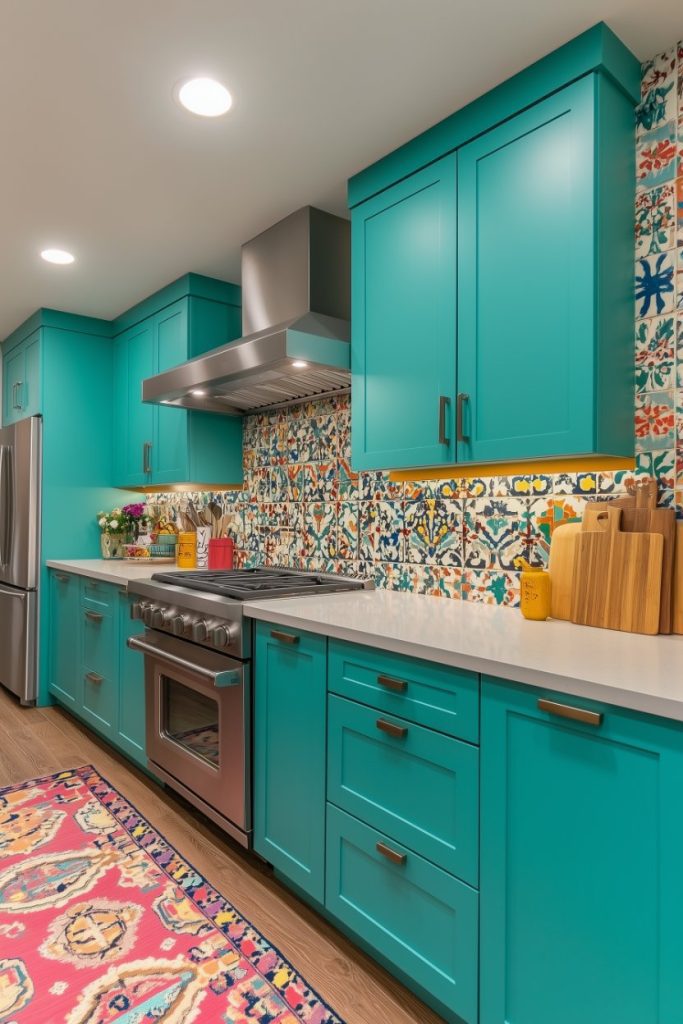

left=0, top=765, right=344, bottom=1023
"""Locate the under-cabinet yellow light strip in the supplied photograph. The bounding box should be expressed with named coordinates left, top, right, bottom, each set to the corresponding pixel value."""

left=389, top=456, right=635, bottom=483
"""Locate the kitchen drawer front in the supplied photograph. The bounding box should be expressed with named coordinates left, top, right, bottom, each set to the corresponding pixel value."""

left=81, top=578, right=118, bottom=611
left=328, top=639, right=479, bottom=743
left=81, top=666, right=117, bottom=732
left=82, top=605, right=118, bottom=683
left=326, top=804, right=478, bottom=1024
left=328, top=694, right=479, bottom=884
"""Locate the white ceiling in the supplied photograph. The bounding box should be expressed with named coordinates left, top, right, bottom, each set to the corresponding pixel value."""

left=1, top=0, right=680, bottom=338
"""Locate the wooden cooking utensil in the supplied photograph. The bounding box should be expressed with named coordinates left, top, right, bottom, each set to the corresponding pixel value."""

left=571, top=507, right=663, bottom=635
left=548, top=523, right=582, bottom=620
left=582, top=478, right=675, bottom=633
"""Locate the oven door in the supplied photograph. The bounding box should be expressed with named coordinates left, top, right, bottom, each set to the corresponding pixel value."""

left=128, top=630, right=251, bottom=846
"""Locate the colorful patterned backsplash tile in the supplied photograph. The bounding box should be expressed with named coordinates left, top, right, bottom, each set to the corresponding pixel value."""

left=150, top=41, right=683, bottom=609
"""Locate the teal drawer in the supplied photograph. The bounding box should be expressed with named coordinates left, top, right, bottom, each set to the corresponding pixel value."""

left=328, top=694, right=478, bottom=885
left=81, top=578, right=118, bottom=610
left=82, top=605, right=118, bottom=681
left=326, top=804, right=478, bottom=1024
left=328, top=639, right=479, bottom=743
left=81, top=667, right=117, bottom=733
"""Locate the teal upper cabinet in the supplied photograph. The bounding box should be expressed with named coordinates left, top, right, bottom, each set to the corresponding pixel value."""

left=2, top=329, right=41, bottom=425
left=112, top=276, right=244, bottom=489
left=351, top=154, right=457, bottom=470
left=480, top=678, right=683, bottom=1024
left=349, top=24, right=639, bottom=472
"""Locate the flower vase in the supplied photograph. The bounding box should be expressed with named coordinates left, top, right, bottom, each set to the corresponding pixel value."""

left=100, top=532, right=113, bottom=559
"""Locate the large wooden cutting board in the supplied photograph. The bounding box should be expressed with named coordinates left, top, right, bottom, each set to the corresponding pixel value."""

left=571, top=507, right=663, bottom=635
left=548, top=523, right=581, bottom=620
left=583, top=479, right=675, bottom=633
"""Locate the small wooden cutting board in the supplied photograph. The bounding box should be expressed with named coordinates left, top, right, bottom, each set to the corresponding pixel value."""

left=571, top=507, right=663, bottom=635
left=548, top=523, right=581, bottom=620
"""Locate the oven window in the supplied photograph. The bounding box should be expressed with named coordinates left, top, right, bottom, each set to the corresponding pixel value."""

left=162, top=676, right=220, bottom=767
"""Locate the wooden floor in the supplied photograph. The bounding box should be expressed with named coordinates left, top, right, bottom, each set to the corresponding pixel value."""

left=0, top=686, right=444, bottom=1024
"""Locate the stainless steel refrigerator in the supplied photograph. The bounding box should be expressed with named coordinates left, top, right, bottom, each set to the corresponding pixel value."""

left=0, top=416, right=41, bottom=703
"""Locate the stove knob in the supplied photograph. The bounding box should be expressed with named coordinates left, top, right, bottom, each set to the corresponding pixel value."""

left=171, top=615, right=189, bottom=636
left=142, top=604, right=153, bottom=626
left=150, top=607, right=164, bottom=629
left=130, top=601, right=146, bottom=621
left=211, top=625, right=232, bottom=648
left=191, top=619, right=209, bottom=642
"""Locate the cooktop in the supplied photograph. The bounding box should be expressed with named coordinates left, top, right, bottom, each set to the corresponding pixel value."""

left=151, top=567, right=370, bottom=601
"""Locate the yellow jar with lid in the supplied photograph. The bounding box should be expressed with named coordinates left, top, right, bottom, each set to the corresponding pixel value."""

left=515, top=558, right=551, bottom=621
left=177, top=532, right=197, bottom=569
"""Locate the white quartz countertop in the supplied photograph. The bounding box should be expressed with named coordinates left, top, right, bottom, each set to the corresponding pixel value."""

left=46, top=559, right=189, bottom=586
left=244, top=590, right=683, bottom=722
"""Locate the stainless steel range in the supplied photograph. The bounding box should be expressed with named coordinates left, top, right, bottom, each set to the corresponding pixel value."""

left=127, top=568, right=369, bottom=847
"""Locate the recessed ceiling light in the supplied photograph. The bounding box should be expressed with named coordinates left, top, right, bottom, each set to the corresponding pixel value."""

left=176, top=78, right=232, bottom=117
left=190, top=389, right=207, bottom=396
left=292, top=360, right=308, bottom=369
left=41, top=248, right=75, bottom=265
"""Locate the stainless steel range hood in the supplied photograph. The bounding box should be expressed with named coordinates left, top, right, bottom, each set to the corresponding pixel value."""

left=142, top=206, right=350, bottom=415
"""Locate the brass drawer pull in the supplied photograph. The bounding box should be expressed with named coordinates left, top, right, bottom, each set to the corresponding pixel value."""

left=377, top=673, right=408, bottom=694
left=376, top=841, right=407, bottom=866
left=55, top=574, right=71, bottom=583
left=376, top=718, right=408, bottom=739
left=85, top=672, right=103, bottom=684
left=538, top=698, right=603, bottom=727
left=270, top=630, right=299, bottom=645
left=84, top=610, right=103, bottom=623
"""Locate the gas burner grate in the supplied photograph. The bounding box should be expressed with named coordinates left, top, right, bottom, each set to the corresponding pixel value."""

left=151, top=567, right=368, bottom=601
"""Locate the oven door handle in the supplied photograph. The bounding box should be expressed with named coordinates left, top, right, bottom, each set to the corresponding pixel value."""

left=127, top=633, right=243, bottom=688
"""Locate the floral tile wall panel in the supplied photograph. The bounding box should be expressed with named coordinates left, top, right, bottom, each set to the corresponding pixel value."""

left=636, top=121, right=677, bottom=189
left=148, top=43, right=683, bottom=608
left=635, top=314, right=676, bottom=390
left=635, top=252, right=675, bottom=317
left=404, top=499, right=464, bottom=566
left=635, top=184, right=676, bottom=256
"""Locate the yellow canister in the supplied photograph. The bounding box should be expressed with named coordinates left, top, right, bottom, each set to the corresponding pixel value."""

left=177, top=531, right=197, bottom=569
left=515, top=558, right=551, bottom=621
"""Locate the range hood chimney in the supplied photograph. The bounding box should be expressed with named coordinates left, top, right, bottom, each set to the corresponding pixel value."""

left=142, top=206, right=350, bottom=415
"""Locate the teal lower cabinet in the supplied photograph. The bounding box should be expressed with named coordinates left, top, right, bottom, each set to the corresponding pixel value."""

left=253, top=622, right=328, bottom=903
left=48, top=571, right=147, bottom=769
left=326, top=804, right=478, bottom=1024
left=327, top=693, right=479, bottom=886
left=480, top=677, right=683, bottom=1024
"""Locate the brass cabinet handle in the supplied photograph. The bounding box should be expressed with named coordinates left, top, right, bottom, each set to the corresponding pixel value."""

left=84, top=610, right=103, bottom=623
left=270, top=630, right=299, bottom=645
left=85, top=671, right=103, bottom=684
left=377, top=673, right=408, bottom=694
left=376, top=718, right=408, bottom=739
left=438, top=395, right=450, bottom=446
left=376, top=841, right=407, bottom=866
left=456, top=392, right=470, bottom=443
left=55, top=574, right=71, bottom=583
left=537, top=698, right=603, bottom=727
left=143, top=441, right=152, bottom=475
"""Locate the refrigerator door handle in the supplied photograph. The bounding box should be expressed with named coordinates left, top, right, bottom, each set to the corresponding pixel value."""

left=0, top=446, right=13, bottom=569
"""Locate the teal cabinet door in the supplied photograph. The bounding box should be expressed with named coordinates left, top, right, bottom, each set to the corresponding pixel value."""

left=351, top=153, right=457, bottom=471
left=3, top=344, right=25, bottom=425
left=326, top=804, right=478, bottom=1024
left=81, top=596, right=119, bottom=734
left=457, top=77, right=595, bottom=462
left=117, top=592, right=146, bottom=767
left=48, top=571, right=81, bottom=708
left=254, top=622, right=327, bottom=903
left=119, top=320, right=155, bottom=487
left=153, top=301, right=190, bottom=485
left=481, top=678, right=683, bottom=1024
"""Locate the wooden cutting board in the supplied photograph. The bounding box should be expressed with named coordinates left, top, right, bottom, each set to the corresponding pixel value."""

left=674, top=522, right=683, bottom=635
left=583, top=480, right=675, bottom=633
left=548, top=523, right=581, bottom=620
left=571, top=507, right=663, bottom=635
